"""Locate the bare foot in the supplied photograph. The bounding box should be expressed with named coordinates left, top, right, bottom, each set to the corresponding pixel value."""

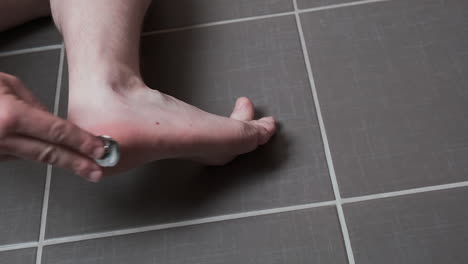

left=68, top=76, right=276, bottom=176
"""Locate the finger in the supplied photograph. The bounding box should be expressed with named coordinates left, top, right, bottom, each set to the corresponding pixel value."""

left=0, top=135, right=103, bottom=182
left=0, top=73, right=46, bottom=109
left=230, top=97, right=255, bottom=121
left=12, top=81, right=47, bottom=110
left=13, top=104, right=105, bottom=160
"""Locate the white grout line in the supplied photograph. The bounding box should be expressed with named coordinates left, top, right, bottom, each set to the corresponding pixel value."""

left=292, top=0, right=356, bottom=263
left=0, top=242, right=38, bottom=252
left=141, top=0, right=390, bottom=36
left=43, top=200, right=337, bottom=245
left=342, top=181, right=468, bottom=204
left=34, top=45, right=65, bottom=264
left=297, top=0, right=391, bottom=14
left=142, top=11, right=294, bottom=36
left=3, top=179, right=468, bottom=252
left=34, top=165, right=52, bottom=264
left=0, top=44, right=62, bottom=58
left=0, top=0, right=461, bottom=256
left=52, top=46, right=65, bottom=116
left=0, top=0, right=390, bottom=58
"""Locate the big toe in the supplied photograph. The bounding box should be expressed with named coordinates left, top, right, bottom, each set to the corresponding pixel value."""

left=230, top=97, right=255, bottom=121
left=252, top=116, right=276, bottom=145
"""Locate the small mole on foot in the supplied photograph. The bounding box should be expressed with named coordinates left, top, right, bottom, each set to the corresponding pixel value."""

left=155, top=122, right=160, bottom=125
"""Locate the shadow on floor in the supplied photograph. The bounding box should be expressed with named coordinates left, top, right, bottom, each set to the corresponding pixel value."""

left=114, top=124, right=290, bottom=220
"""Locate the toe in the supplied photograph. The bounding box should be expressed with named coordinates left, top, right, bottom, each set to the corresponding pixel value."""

left=230, top=97, right=255, bottom=121
left=252, top=116, right=276, bottom=145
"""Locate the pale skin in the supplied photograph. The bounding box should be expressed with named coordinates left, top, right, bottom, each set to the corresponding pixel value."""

left=0, top=0, right=276, bottom=182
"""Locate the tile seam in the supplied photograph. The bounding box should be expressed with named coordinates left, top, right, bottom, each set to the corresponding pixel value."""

left=0, top=242, right=38, bottom=252
left=43, top=200, right=337, bottom=245
left=34, top=45, right=64, bottom=264
left=0, top=0, right=391, bottom=58
left=3, top=179, right=468, bottom=251
left=141, top=11, right=294, bottom=36
left=142, top=0, right=391, bottom=36
left=342, top=181, right=468, bottom=204
left=2, top=0, right=455, bottom=257
left=0, top=45, right=62, bottom=58
left=297, top=0, right=390, bottom=14
left=292, top=0, right=356, bottom=262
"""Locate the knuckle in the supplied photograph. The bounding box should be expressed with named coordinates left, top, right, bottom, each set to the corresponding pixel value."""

left=0, top=99, right=19, bottom=137
left=226, top=122, right=258, bottom=153
left=7, top=75, right=22, bottom=87
left=0, top=73, right=23, bottom=88
left=240, top=122, right=260, bottom=150
left=36, top=145, right=59, bottom=164
left=71, top=159, right=90, bottom=176
left=238, top=121, right=256, bottom=138
left=48, top=121, right=69, bottom=143
left=235, top=121, right=250, bottom=135
left=80, top=138, right=97, bottom=154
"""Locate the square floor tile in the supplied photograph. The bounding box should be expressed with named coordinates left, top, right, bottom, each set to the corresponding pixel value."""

left=43, top=207, right=347, bottom=264
left=301, top=0, right=468, bottom=197
left=0, top=50, right=61, bottom=245
left=0, top=50, right=61, bottom=110
left=344, top=187, right=468, bottom=264
left=297, top=0, right=357, bottom=9
left=0, top=161, right=46, bottom=245
left=0, top=17, right=61, bottom=53
left=46, top=16, right=332, bottom=238
left=143, top=0, right=293, bottom=31
left=0, top=248, right=36, bottom=264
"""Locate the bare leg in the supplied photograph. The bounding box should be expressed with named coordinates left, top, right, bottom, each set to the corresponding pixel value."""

left=50, top=0, right=276, bottom=175
left=0, top=0, right=50, bottom=31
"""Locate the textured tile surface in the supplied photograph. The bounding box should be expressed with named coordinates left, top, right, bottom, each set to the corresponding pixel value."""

left=0, top=17, right=61, bottom=52
left=43, top=207, right=347, bottom=264
left=0, top=50, right=60, bottom=110
left=345, top=187, right=468, bottom=264
left=0, top=248, right=37, bottom=264
left=46, top=16, right=332, bottom=238
left=296, top=0, right=357, bottom=9
left=3, top=0, right=467, bottom=262
left=301, top=0, right=468, bottom=197
left=143, top=0, right=293, bottom=31
left=0, top=50, right=60, bottom=245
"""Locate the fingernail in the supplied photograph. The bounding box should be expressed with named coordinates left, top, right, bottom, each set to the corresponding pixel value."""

left=87, top=170, right=102, bottom=183
left=92, top=146, right=105, bottom=159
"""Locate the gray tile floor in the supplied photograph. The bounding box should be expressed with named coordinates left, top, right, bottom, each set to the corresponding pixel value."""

left=1, top=0, right=468, bottom=263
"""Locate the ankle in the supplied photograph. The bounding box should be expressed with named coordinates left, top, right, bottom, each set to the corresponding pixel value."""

left=69, top=62, right=147, bottom=94
left=67, top=65, right=150, bottom=123
left=101, top=68, right=146, bottom=96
